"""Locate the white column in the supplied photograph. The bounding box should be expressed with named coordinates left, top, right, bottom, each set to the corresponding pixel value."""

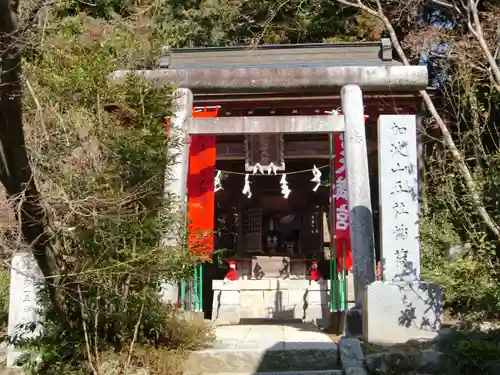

left=7, top=252, right=43, bottom=367
left=340, top=85, right=376, bottom=308
left=378, top=115, right=420, bottom=281
left=160, top=88, right=193, bottom=303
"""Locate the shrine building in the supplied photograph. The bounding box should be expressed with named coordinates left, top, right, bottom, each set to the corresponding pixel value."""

left=112, top=38, right=429, bottom=328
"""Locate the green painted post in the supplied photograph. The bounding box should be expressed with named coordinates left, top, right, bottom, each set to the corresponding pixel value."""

left=180, top=279, right=185, bottom=310
left=198, top=263, right=203, bottom=311
left=193, top=266, right=199, bottom=311
left=342, top=240, right=348, bottom=310
left=182, top=214, right=188, bottom=310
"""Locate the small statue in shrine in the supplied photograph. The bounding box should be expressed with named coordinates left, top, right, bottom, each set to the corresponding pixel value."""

left=224, top=260, right=239, bottom=283
left=310, top=260, right=323, bottom=281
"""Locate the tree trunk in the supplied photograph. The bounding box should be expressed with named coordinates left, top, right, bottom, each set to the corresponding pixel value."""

left=0, top=0, right=61, bottom=285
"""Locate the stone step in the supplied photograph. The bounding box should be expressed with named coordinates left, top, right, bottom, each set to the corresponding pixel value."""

left=198, top=371, right=343, bottom=375
left=184, top=346, right=340, bottom=374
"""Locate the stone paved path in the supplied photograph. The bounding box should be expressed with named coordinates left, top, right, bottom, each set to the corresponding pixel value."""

left=212, top=323, right=336, bottom=350
left=185, top=323, right=341, bottom=375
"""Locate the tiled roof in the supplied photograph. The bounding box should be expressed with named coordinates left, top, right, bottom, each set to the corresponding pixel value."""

left=159, top=39, right=402, bottom=69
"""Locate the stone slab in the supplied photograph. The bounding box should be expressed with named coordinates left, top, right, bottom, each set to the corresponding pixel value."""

left=378, top=115, right=420, bottom=282
left=343, top=367, right=368, bottom=375
left=219, top=290, right=240, bottom=305
left=240, top=291, right=265, bottom=318
left=362, top=281, right=443, bottom=344
left=184, top=324, right=340, bottom=374
left=198, top=371, right=343, bottom=375
left=338, top=337, right=364, bottom=368
left=306, top=289, right=329, bottom=305
left=271, top=279, right=311, bottom=290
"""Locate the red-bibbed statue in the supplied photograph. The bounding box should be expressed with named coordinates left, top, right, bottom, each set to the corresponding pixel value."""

left=310, top=260, right=323, bottom=281
left=224, top=260, right=239, bottom=283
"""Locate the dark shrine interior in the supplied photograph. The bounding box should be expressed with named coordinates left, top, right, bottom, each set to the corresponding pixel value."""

left=201, top=127, right=382, bottom=318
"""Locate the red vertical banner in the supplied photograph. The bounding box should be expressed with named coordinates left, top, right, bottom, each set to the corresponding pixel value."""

left=331, top=114, right=368, bottom=272
left=333, top=133, right=352, bottom=272
left=186, top=107, right=217, bottom=259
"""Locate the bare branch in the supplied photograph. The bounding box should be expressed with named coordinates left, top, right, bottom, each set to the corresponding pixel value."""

left=332, top=0, right=500, bottom=240
left=431, top=0, right=462, bottom=14
left=466, top=0, right=500, bottom=87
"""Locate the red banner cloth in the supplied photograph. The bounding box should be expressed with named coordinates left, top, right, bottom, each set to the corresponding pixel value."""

left=333, top=133, right=352, bottom=272
left=186, top=108, right=216, bottom=259
left=331, top=114, right=368, bottom=272
left=187, top=136, right=216, bottom=258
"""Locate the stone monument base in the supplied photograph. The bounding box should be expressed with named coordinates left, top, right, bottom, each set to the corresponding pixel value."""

left=363, top=281, right=443, bottom=345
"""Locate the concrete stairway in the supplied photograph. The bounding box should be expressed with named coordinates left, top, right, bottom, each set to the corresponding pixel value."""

left=184, top=324, right=342, bottom=375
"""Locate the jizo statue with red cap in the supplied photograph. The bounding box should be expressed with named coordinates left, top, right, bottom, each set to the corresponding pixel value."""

left=310, top=260, right=323, bottom=281
left=224, top=260, right=239, bottom=283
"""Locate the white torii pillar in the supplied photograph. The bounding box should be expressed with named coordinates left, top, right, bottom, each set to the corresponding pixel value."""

left=160, top=88, right=193, bottom=303
left=340, top=85, right=376, bottom=310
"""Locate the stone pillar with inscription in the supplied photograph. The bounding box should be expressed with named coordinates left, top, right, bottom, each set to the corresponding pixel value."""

left=362, top=115, right=443, bottom=345
left=7, top=252, right=44, bottom=367
left=378, top=115, right=420, bottom=281
left=160, top=88, right=194, bottom=304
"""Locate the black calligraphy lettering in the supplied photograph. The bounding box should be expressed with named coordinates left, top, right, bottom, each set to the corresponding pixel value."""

left=390, top=162, right=415, bottom=175
left=392, top=202, right=409, bottom=217
left=393, top=224, right=409, bottom=240
left=390, top=181, right=417, bottom=200
left=395, top=247, right=409, bottom=266
left=390, top=140, right=409, bottom=157
left=391, top=122, right=407, bottom=135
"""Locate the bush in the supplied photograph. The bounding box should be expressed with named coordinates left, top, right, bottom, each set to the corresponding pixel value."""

left=0, top=268, right=9, bottom=330
left=3, top=10, right=211, bottom=375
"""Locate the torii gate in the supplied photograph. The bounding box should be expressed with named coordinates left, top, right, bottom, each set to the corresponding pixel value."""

left=111, top=42, right=439, bottom=339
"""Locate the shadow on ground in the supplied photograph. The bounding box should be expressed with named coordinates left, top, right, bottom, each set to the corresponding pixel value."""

left=185, top=322, right=341, bottom=374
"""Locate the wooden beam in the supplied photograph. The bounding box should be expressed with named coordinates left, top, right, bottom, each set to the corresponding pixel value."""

left=215, top=139, right=378, bottom=159
left=187, top=115, right=344, bottom=135
left=216, top=140, right=330, bottom=159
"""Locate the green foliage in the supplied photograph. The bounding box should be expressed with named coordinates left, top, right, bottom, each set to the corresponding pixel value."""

left=151, top=0, right=377, bottom=47
left=10, top=9, right=212, bottom=374
left=420, top=60, right=500, bottom=320
left=421, top=149, right=500, bottom=319
left=0, top=268, right=9, bottom=330
left=443, top=329, right=500, bottom=374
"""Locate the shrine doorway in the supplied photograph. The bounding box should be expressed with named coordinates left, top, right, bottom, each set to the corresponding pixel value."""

left=196, top=125, right=383, bottom=320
